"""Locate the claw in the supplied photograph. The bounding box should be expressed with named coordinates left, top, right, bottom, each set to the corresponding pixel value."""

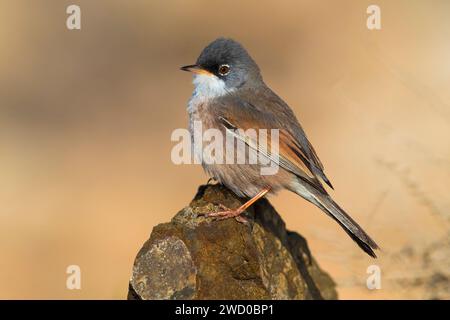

left=206, top=177, right=219, bottom=185
left=234, top=215, right=249, bottom=224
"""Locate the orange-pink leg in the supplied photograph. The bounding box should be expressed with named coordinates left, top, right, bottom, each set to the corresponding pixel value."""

left=206, top=187, right=271, bottom=223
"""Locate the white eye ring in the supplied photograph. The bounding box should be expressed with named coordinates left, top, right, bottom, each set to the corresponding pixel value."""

left=218, top=64, right=230, bottom=76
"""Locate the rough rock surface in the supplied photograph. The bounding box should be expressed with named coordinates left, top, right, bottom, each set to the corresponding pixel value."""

left=128, top=184, right=337, bottom=300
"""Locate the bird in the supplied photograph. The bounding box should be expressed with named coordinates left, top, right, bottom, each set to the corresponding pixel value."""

left=180, top=38, right=379, bottom=257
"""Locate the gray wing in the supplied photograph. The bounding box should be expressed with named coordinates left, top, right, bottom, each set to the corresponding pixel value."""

left=211, top=90, right=333, bottom=192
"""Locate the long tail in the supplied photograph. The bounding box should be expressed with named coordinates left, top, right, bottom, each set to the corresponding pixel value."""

left=294, top=184, right=379, bottom=257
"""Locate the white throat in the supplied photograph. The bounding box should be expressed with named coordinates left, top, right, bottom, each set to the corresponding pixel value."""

left=192, top=74, right=231, bottom=99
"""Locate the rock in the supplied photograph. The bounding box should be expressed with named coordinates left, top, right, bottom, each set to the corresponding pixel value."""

left=128, top=184, right=337, bottom=300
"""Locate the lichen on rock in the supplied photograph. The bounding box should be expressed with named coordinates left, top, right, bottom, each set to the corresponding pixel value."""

left=128, top=184, right=337, bottom=300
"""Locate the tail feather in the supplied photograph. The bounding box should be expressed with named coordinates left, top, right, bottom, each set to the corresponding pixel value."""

left=316, top=194, right=379, bottom=258
left=293, top=183, right=379, bottom=257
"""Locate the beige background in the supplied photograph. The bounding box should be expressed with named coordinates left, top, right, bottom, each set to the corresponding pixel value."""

left=0, top=0, right=449, bottom=299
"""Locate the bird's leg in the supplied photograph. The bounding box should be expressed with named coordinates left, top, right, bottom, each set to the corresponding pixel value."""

left=206, top=187, right=271, bottom=223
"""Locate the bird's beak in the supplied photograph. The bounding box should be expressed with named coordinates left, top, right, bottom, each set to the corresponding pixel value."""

left=180, top=64, right=213, bottom=76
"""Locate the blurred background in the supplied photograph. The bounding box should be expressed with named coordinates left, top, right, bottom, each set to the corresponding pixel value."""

left=0, top=0, right=449, bottom=299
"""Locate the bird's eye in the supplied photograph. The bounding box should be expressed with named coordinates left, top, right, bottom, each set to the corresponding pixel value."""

left=218, top=64, right=230, bottom=76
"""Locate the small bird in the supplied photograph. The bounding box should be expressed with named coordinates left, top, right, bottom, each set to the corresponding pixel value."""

left=181, top=38, right=379, bottom=257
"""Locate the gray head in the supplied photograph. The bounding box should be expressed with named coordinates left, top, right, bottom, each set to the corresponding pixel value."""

left=181, top=38, right=263, bottom=97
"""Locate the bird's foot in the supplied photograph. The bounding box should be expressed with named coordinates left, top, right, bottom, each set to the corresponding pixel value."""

left=205, top=204, right=249, bottom=224
left=201, top=187, right=270, bottom=224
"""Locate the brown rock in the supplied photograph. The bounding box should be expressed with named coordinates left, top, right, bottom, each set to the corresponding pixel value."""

left=128, top=184, right=337, bottom=300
